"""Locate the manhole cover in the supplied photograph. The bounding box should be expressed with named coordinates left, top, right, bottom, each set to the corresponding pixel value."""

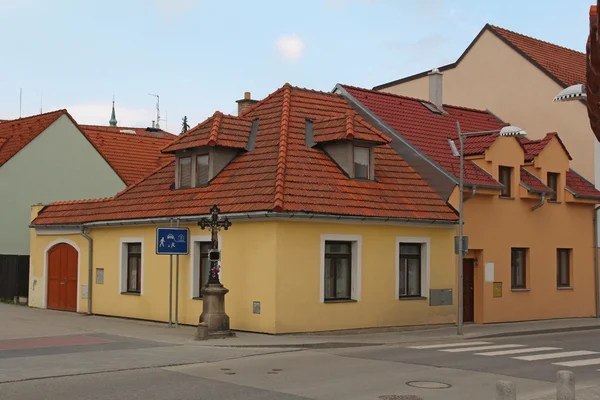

left=406, top=381, right=452, bottom=389
left=379, top=396, right=423, bottom=400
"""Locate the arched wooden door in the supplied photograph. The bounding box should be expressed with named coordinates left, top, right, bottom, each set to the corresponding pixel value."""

left=47, top=243, right=78, bottom=311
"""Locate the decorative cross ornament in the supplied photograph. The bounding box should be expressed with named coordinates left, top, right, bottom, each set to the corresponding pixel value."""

left=199, top=205, right=231, bottom=284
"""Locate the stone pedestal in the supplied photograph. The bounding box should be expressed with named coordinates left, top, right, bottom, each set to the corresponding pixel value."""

left=195, top=283, right=234, bottom=340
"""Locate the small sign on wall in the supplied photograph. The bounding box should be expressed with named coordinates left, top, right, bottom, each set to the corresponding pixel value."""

left=81, top=285, right=89, bottom=299
left=493, top=282, right=503, bottom=298
left=485, top=262, right=495, bottom=282
left=96, top=268, right=104, bottom=284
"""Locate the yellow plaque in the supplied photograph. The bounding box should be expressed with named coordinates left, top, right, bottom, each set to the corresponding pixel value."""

left=493, top=282, right=502, bottom=298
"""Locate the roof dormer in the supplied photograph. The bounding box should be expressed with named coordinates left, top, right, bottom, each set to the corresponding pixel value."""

left=162, top=111, right=256, bottom=189
left=311, top=113, right=390, bottom=180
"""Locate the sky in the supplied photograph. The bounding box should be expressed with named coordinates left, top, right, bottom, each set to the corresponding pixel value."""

left=0, top=0, right=593, bottom=133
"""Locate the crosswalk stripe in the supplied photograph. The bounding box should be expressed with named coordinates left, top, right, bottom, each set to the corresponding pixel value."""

left=475, top=347, right=562, bottom=356
left=513, top=350, right=598, bottom=361
left=441, top=344, right=525, bottom=353
left=554, top=358, right=600, bottom=367
left=407, top=341, right=492, bottom=350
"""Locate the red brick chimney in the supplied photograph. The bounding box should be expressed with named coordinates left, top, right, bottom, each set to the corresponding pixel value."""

left=236, top=92, right=258, bottom=116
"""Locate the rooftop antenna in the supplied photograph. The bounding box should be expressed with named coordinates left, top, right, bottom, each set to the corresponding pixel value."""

left=165, top=110, right=168, bottom=132
left=148, top=93, right=160, bottom=129
left=40, top=92, right=43, bottom=114
left=19, top=88, right=22, bottom=118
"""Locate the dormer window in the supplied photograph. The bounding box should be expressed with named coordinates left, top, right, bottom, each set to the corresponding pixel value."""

left=547, top=172, right=559, bottom=201
left=178, top=156, right=192, bottom=189
left=196, top=154, right=209, bottom=187
left=353, top=146, right=370, bottom=179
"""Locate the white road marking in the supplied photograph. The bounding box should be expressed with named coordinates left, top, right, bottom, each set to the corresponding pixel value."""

left=476, top=347, right=562, bottom=356
left=554, top=358, right=600, bottom=367
left=442, top=344, right=525, bottom=353
left=407, top=341, right=492, bottom=350
left=514, top=350, right=598, bottom=361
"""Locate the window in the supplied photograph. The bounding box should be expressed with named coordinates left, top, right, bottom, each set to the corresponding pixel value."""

left=511, top=248, right=527, bottom=289
left=126, top=243, right=142, bottom=293
left=557, top=249, right=571, bottom=287
left=324, top=241, right=352, bottom=301
left=198, top=242, right=211, bottom=295
left=399, top=244, right=422, bottom=297
left=499, top=166, right=512, bottom=197
left=178, top=156, right=192, bottom=188
left=548, top=172, right=559, bottom=201
left=353, top=146, right=370, bottom=179
left=196, top=154, right=209, bottom=187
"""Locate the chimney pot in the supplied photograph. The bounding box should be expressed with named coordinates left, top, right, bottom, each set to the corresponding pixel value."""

left=244, top=92, right=251, bottom=100
left=236, top=92, right=259, bottom=116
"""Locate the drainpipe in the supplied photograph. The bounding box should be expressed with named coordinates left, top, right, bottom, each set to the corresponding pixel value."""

left=594, top=206, right=600, bottom=318
left=463, top=186, right=477, bottom=202
left=80, top=228, right=93, bottom=315
left=531, top=193, right=546, bottom=211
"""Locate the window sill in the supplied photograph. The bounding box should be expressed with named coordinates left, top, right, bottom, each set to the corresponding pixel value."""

left=548, top=200, right=561, bottom=204
left=324, top=299, right=357, bottom=304
left=511, top=288, right=530, bottom=292
left=192, top=296, right=204, bottom=300
left=121, top=292, right=141, bottom=296
left=398, top=296, right=427, bottom=301
left=557, top=286, right=574, bottom=290
left=499, top=196, right=515, bottom=200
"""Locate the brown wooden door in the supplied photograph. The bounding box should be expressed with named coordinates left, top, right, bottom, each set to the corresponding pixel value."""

left=463, top=259, right=475, bottom=323
left=47, top=243, right=78, bottom=311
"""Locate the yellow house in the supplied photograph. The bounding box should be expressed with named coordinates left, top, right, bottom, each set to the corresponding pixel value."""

left=337, top=84, right=600, bottom=323
left=29, top=85, right=459, bottom=334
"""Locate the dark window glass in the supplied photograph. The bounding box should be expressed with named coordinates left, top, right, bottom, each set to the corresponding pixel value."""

left=196, top=155, right=209, bottom=186
left=178, top=157, right=192, bottom=188
left=353, top=146, right=370, bottom=179
left=199, top=242, right=211, bottom=295
left=548, top=172, right=559, bottom=201
left=511, top=248, right=527, bottom=289
left=499, top=166, right=512, bottom=197
left=324, top=241, right=352, bottom=300
left=127, top=243, right=142, bottom=293
left=399, top=243, right=422, bottom=297
left=557, top=249, right=571, bottom=287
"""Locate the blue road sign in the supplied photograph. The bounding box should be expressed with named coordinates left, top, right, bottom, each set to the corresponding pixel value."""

left=156, top=227, right=189, bottom=255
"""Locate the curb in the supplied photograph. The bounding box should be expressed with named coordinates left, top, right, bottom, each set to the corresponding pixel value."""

left=471, top=324, right=600, bottom=339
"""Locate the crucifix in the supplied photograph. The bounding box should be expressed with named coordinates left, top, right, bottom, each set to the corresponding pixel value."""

left=199, top=204, right=231, bottom=285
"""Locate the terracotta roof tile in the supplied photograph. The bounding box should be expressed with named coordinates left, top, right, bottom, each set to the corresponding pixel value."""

left=162, top=112, right=252, bottom=153
left=489, top=25, right=585, bottom=87
left=566, top=169, right=600, bottom=199
left=313, top=113, right=391, bottom=144
left=342, top=85, right=505, bottom=187
left=520, top=168, right=552, bottom=193
left=79, top=125, right=176, bottom=139
left=519, top=133, right=572, bottom=161
left=0, top=110, right=66, bottom=167
left=32, top=85, right=458, bottom=226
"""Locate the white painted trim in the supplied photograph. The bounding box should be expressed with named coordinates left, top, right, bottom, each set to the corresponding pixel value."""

left=43, top=238, right=81, bottom=312
left=36, top=228, right=82, bottom=236
left=189, top=235, right=222, bottom=298
left=119, top=237, right=145, bottom=295
left=320, top=234, right=362, bottom=303
left=395, top=236, right=431, bottom=299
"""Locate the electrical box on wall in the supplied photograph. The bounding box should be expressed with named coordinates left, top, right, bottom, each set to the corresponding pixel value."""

left=253, top=301, right=261, bottom=314
left=429, top=288, right=453, bottom=306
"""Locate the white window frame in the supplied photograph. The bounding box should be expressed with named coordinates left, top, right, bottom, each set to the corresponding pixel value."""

left=190, top=235, right=222, bottom=298
left=119, top=238, right=144, bottom=295
left=395, top=237, right=430, bottom=299
left=320, top=234, right=362, bottom=303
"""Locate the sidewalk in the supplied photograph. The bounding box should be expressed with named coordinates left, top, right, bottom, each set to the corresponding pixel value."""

left=2, top=303, right=600, bottom=348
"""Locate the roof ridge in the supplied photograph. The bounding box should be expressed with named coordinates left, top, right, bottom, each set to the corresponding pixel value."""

left=353, top=114, right=392, bottom=143
left=488, top=24, right=584, bottom=56
left=240, top=85, right=288, bottom=118
left=273, top=85, right=291, bottom=211
left=4, top=109, right=67, bottom=124
left=345, top=114, right=355, bottom=139
left=51, top=196, right=113, bottom=206
left=208, top=111, right=223, bottom=146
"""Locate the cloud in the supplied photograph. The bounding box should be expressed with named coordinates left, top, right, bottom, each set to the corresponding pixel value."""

left=276, top=34, right=305, bottom=62
left=65, top=103, right=156, bottom=128
left=155, top=0, right=198, bottom=15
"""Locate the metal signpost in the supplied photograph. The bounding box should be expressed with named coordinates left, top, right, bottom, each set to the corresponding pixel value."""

left=156, top=226, right=189, bottom=328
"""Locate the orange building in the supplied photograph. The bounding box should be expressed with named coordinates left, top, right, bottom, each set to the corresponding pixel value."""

left=336, top=85, right=600, bottom=323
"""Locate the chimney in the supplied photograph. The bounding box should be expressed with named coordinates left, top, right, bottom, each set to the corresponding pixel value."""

left=236, top=92, right=258, bottom=116
left=428, top=68, right=445, bottom=113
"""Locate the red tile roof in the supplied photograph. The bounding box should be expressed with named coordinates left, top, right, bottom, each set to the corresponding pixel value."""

left=79, top=125, right=176, bottom=139
left=566, top=169, right=600, bottom=199
left=342, top=85, right=505, bottom=187
left=162, top=111, right=252, bottom=153
left=519, top=133, right=572, bottom=161
left=32, top=84, right=458, bottom=226
left=520, top=168, right=552, bottom=193
left=462, top=133, right=500, bottom=156
left=313, top=113, right=391, bottom=144
left=488, top=25, right=585, bottom=88
left=0, top=110, right=66, bottom=167
left=80, top=127, right=175, bottom=186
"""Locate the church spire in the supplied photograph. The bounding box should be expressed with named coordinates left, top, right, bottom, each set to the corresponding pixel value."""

left=109, top=96, right=117, bottom=126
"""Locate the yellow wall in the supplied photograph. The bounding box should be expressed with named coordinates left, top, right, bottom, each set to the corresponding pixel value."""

left=30, top=216, right=457, bottom=333
left=381, top=30, right=595, bottom=183
left=447, top=137, right=596, bottom=323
